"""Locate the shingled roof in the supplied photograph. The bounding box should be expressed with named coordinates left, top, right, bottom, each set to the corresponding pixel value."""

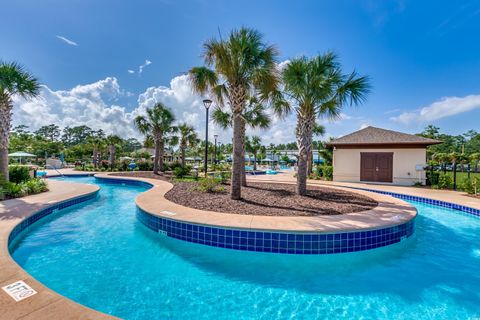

left=326, top=126, right=442, bottom=147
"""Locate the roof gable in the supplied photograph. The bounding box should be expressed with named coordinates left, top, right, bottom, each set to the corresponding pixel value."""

left=326, top=126, right=442, bottom=146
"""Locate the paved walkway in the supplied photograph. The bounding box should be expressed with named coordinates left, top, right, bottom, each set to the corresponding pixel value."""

left=248, top=170, right=480, bottom=210
left=0, top=180, right=113, bottom=320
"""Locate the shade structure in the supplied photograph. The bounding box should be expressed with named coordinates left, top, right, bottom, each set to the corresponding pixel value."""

left=261, top=158, right=273, bottom=162
left=8, top=151, right=36, bottom=157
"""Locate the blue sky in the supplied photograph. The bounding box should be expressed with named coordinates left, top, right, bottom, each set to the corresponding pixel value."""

left=2, top=0, right=480, bottom=143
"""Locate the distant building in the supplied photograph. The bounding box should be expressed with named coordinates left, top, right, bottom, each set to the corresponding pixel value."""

left=265, top=150, right=324, bottom=164
left=326, top=126, right=442, bottom=185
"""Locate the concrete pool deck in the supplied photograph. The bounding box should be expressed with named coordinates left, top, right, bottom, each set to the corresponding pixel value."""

left=0, top=180, right=114, bottom=320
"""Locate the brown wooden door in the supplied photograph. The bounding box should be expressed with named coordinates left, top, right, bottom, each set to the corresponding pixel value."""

left=360, top=152, right=393, bottom=183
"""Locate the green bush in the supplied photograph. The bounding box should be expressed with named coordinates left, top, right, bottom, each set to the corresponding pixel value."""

left=322, top=165, right=333, bottom=181
left=426, top=171, right=440, bottom=186
left=195, top=177, right=225, bottom=193
left=9, top=165, right=31, bottom=183
left=4, top=182, right=26, bottom=198
left=460, top=177, right=479, bottom=195
left=437, top=174, right=452, bottom=189
left=173, top=166, right=191, bottom=178
left=217, top=171, right=231, bottom=183
left=22, top=178, right=48, bottom=194
left=137, top=160, right=154, bottom=171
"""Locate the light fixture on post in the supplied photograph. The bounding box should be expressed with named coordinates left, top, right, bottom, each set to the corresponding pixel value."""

left=202, top=99, right=212, bottom=176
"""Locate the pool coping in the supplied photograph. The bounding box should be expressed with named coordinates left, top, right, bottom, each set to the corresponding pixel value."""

left=0, top=179, right=116, bottom=320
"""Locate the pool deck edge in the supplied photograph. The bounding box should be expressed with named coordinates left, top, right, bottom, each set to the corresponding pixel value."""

left=0, top=180, right=117, bottom=320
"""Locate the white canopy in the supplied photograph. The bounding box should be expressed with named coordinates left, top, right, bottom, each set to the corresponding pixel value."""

left=8, top=151, right=36, bottom=157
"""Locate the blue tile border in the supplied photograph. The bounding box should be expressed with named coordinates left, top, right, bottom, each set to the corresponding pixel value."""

left=136, top=207, right=415, bottom=255
left=346, top=187, right=480, bottom=217
left=7, top=190, right=99, bottom=247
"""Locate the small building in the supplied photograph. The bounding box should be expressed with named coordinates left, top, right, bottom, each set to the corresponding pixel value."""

left=326, top=126, right=441, bottom=185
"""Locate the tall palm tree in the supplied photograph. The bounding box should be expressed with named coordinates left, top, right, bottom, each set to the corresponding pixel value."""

left=106, top=134, right=123, bottom=170
left=433, top=152, right=449, bottom=174
left=88, top=136, right=105, bottom=169
left=0, top=62, right=40, bottom=181
left=470, top=153, right=480, bottom=173
left=212, top=97, right=271, bottom=185
left=178, top=123, right=198, bottom=167
left=245, top=136, right=262, bottom=171
left=188, top=27, right=281, bottom=200
left=278, top=53, right=370, bottom=195
left=134, top=103, right=176, bottom=174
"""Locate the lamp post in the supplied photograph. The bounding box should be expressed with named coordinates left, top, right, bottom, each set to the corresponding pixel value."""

left=203, top=99, right=212, bottom=176
left=213, top=134, right=218, bottom=165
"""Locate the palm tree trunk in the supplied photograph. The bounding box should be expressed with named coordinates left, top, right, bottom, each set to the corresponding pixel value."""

left=0, top=98, right=12, bottom=181
left=231, top=113, right=243, bottom=200
left=181, top=147, right=186, bottom=168
left=153, top=137, right=161, bottom=174
left=93, top=149, right=98, bottom=168
left=295, top=115, right=314, bottom=196
left=240, top=118, right=247, bottom=187
left=109, top=145, right=115, bottom=171
left=253, top=152, right=257, bottom=171
left=159, top=139, right=165, bottom=172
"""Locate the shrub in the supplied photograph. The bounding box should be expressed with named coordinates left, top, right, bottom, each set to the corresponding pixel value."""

left=9, top=165, right=31, bottom=184
left=322, top=165, right=333, bottom=181
left=100, top=160, right=110, bottom=170
left=426, top=171, right=440, bottom=186
left=437, top=174, right=452, bottom=189
left=217, top=171, right=231, bottom=183
left=461, top=177, right=479, bottom=195
left=308, top=172, right=321, bottom=180
left=195, top=177, right=225, bottom=193
left=173, top=166, right=191, bottom=178
left=4, top=182, right=26, bottom=198
left=136, top=160, right=154, bottom=171
left=22, top=178, right=48, bottom=194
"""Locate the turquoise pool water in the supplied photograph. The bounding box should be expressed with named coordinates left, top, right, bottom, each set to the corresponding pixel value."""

left=10, top=176, right=480, bottom=319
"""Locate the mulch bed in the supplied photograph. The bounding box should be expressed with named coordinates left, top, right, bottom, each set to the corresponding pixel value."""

left=165, top=182, right=378, bottom=216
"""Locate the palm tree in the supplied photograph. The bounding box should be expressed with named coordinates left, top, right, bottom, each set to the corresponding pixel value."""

left=245, top=136, right=262, bottom=171
left=278, top=53, right=370, bottom=195
left=433, top=152, right=449, bottom=174
left=106, top=135, right=123, bottom=170
left=178, top=123, right=198, bottom=167
left=0, top=62, right=40, bottom=181
left=188, top=27, right=281, bottom=200
left=212, top=97, right=271, bottom=185
left=471, top=153, right=480, bottom=174
left=88, top=136, right=105, bottom=169
left=134, top=103, right=176, bottom=174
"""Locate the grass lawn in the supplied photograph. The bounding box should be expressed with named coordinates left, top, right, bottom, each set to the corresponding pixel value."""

left=443, top=171, right=480, bottom=181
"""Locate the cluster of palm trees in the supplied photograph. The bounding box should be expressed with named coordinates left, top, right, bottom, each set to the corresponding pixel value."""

left=134, top=102, right=197, bottom=174
left=189, top=27, right=369, bottom=199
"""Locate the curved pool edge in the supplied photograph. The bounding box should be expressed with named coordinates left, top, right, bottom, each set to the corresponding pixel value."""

left=93, top=173, right=418, bottom=254
left=0, top=179, right=117, bottom=320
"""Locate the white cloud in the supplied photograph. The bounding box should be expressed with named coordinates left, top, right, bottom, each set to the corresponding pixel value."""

left=139, top=59, right=152, bottom=74
left=359, top=122, right=370, bottom=130
left=127, top=70, right=135, bottom=74
left=56, top=35, right=78, bottom=46
left=391, top=94, right=480, bottom=124
left=12, top=69, right=363, bottom=145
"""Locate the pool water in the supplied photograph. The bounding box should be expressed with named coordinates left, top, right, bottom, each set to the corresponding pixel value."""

left=10, top=176, right=480, bottom=319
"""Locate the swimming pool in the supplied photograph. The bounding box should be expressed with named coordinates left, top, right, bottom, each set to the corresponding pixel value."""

left=9, top=176, right=480, bottom=319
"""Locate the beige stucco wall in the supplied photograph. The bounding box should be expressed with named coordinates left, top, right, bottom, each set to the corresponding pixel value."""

left=332, top=148, right=427, bottom=185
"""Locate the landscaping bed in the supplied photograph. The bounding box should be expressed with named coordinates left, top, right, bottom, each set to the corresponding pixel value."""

left=165, top=181, right=378, bottom=216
